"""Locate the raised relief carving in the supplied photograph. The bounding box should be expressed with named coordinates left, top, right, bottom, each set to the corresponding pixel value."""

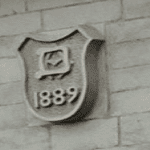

left=17, top=25, right=104, bottom=122
left=35, top=46, right=74, bottom=80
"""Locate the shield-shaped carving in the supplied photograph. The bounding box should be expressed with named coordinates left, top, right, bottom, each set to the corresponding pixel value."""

left=17, top=25, right=103, bottom=122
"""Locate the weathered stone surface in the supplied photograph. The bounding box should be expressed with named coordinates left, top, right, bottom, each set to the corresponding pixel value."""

left=106, top=18, right=150, bottom=44
left=108, top=39, right=150, bottom=69
left=109, top=65, right=150, bottom=93
left=51, top=118, right=118, bottom=150
left=110, top=88, right=150, bottom=116
left=0, top=12, right=41, bottom=36
left=0, top=36, right=19, bottom=58
left=0, top=0, right=25, bottom=17
left=97, top=144, right=150, bottom=150
left=19, top=141, right=51, bottom=150
left=121, top=113, right=150, bottom=145
left=0, top=103, right=26, bottom=130
left=27, top=0, right=92, bottom=11
left=0, top=82, right=23, bottom=105
left=43, top=0, right=121, bottom=31
left=0, top=59, right=21, bottom=84
left=123, top=0, right=150, bottom=19
left=0, top=126, right=50, bottom=149
left=85, top=42, right=108, bottom=119
left=27, top=108, right=51, bottom=127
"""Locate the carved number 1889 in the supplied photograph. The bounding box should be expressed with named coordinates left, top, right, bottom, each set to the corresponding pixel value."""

left=34, top=87, right=78, bottom=108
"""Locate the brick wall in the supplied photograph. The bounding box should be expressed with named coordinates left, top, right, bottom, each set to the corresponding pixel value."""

left=0, top=0, right=150, bottom=150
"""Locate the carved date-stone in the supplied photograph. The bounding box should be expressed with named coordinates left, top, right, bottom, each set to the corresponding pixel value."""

left=16, top=25, right=104, bottom=122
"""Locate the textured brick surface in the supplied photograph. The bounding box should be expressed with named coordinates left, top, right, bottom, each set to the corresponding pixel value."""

left=0, top=126, right=50, bottom=150
left=20, top=141, right=50, bottom=150
left=43, top=0, right=121, bottom=31
left=108, top=39, right=150, bottom=69
left=0, top=104, right=26, bottom=130
left=0, top=59, right=21, bottom=84
left=27, top=0, right=92, bottom=11
left=51, top=118, right=118, bottom=150
left=27, top=108, right=50, bottom=127
left=0, top=12, right=41, bottom=36
left=0, top=0, right=25, bottom=17
left=123, top=0, right=150, bottom=19
left=97, top=144, right=150, bottom=150
left=109, top=65, right=150, bottom=93
left=110, top=88, right=150, bottom=116
left=0, top=82, right=23, bottom=105
left=106, top=18, right=150, bottom=44
left=0, top=36, right=18, bottom=58
left=121, top=113, right=150, bottom=145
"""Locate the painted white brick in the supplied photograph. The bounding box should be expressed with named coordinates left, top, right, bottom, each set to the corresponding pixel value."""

left=110, top=88, right=150, bottom=116
left=0, top=12, right=41, bottom=36
left=43, top=0, right=121, bottom=31
left=123, top=0, right=150, bottom=19
left=121, top=113, right=150, bottom=145
left=106, top=18, right=150, bottom=44
left=51, top=118, right=118, bottom=150
left=0, top=59, right=22, bottom=84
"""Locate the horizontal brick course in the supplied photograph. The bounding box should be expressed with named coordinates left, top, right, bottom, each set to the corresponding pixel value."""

left=0, top=12, right=41, bottom=36
left=109, top=65, right=150, bottom=93
left=0, top=0, right=25, bottom=17
left=19, top=141, right=51, bottom=150
left=27, top=108, right=50, bottom=127
left=0, top=36, right=18, bottom=58
left=110, top=88, right=150, bottom=116
left=121, top=113, right=150, bottom=145
left=97, top=144, right=150, bottom=150
left=123, top=0, right=150, bottom=19
left=27, top=0, right=92, bottom=11
left=51, top=118, right=118, bottom=150
left=43, top=0, right=121, bottom=31
left=0, top=103, right=26, bottom=130
left=0, top=82, right=23, bottom=105
left=0, top=126, right=50, bottom=149
left=0, top=58, right=21, bottom=84
left=108, top=39, right=150, bottom=69
left=106, top=18, right=150, bottom=44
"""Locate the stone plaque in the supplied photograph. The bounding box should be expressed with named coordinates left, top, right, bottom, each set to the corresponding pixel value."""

left=17, top=25, right=104, bottom=122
